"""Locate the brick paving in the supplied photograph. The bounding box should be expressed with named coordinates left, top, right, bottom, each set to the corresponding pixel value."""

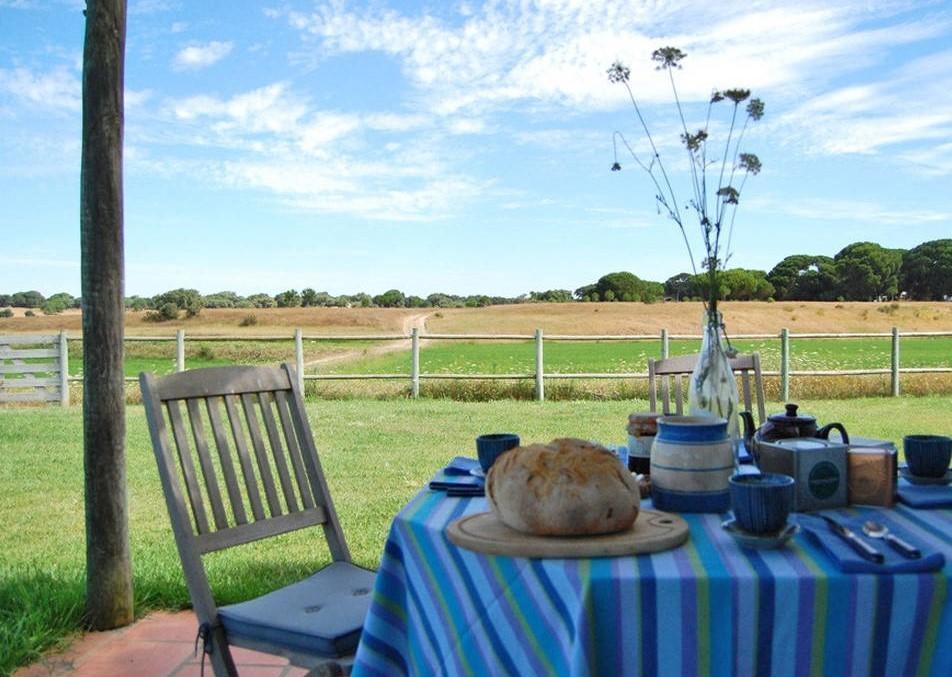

left=14, top=611, right=310, bottom=677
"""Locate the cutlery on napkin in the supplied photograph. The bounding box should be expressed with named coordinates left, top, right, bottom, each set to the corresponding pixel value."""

left=818, top=514, right=883, bottom=563
left=799, top=512, right=945, bottom=574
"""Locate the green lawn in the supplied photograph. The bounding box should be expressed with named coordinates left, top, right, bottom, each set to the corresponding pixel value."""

left=323, top=336, right=952, bottom=375
left=2, top=396, right=951, bottom=674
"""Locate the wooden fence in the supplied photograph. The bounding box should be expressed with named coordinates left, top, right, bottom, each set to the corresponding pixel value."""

left=0, top=332, right=69, bottom=405
left=3, top=328, right=950, bottom=404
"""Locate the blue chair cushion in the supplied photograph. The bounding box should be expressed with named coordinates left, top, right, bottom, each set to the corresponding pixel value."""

left=218, top=561, right=376, bottom=658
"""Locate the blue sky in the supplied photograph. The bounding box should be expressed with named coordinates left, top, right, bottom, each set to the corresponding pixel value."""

left=1, top=0, right=950, bottom=298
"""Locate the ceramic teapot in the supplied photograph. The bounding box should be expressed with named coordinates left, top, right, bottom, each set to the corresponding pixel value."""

left=740, top=403, right=849, bottom=462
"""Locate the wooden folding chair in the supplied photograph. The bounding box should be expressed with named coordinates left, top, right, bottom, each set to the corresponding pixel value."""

left=140, top=364, right=374, bottom=676
left=647, top=352, right=767, bottom=425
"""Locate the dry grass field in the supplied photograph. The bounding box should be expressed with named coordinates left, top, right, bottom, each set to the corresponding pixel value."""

left=0, top=306, right=421, bottom=336
left=426, top=301, right=952, bottom=335
left=2, top=301, right=951, bottom=337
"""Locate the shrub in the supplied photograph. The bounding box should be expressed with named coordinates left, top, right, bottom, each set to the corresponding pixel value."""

left=0, top=308, right=13, bottom=318
left=24, top=310, right=35, bottom=317
left=144, top=303, right=179, bottom=322
left=239, top=314, right=258, bottom=327
left=195, top=345, right=215, bottom=361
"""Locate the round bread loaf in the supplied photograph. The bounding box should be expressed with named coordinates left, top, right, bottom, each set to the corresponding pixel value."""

left=486, top=438, right=640, bottom=536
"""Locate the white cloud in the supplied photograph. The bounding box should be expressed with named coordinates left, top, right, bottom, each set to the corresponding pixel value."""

left=775, top=48, right=952, bottom=161
left=0, top=66, right=80, bottom=113
left=173, top=41, right=234, bottom=70
left=132, top=0, right=177, bottom=14
left=284, top=0, right=949, bottom=116
left=749, top=196, right=951, bottom=226
left=169, top=83, right=308, bottom=135
left=170, top=21, right=188, bottom=33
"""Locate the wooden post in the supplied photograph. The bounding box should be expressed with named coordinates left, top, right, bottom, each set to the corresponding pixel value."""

left=411, top=327, right=420, bottom=398
left=891, top=326, right=900, bottom=397
left=535, top=328, right=544, bottom=402
left=780, top=328, right=790, bottom=402
left=660, top=328, right=669, bottom=358
left=294, top=328, right=305, bottom=394
left=175, top=329, right=185, bottom=372
left=81, top=0, right=133, bottom=630
left=59, top=331, right=70, bottom=407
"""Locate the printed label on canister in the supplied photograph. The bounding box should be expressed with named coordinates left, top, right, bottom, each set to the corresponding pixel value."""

left=808, top=461, right=840, bottom=499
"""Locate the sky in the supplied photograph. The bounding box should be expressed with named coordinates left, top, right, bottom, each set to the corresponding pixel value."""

left=1, top=0, right=950, bottom=299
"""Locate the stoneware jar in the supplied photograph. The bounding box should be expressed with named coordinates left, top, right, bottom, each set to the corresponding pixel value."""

left=650, top=415, right=734, bottom=512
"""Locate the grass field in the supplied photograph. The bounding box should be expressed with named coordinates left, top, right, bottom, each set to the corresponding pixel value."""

left=326, top=336, right=952, bottom=375
left=2, top=396, right=951, bottom=675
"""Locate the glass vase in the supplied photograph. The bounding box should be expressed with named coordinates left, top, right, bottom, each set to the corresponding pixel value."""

left=689, top=310, right=740, bottom=441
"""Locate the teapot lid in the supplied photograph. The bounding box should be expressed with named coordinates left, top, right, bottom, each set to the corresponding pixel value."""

left=768, top=403, right=816, bottom=425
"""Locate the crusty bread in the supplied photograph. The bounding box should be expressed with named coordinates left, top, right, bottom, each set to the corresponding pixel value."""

left=486, top=438, right=640, bottom=536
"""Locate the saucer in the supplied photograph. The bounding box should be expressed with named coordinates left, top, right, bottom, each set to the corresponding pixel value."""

left=900, top=466, right=952, bottom=486
left=470, top=467, right=486, bottom=478
left=722, top=519, right=799, bottom=550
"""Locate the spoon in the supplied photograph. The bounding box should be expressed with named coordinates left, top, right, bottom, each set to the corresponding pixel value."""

left=862, top=520, right=921, bottom=559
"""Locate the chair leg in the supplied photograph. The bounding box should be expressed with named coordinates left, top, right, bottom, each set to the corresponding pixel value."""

left=304, top=662, right=345, bottom=677
left=207, top=625, right=239, bottom=676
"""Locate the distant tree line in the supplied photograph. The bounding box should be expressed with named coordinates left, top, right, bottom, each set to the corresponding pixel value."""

left=2, top=239, right=949, bottom=321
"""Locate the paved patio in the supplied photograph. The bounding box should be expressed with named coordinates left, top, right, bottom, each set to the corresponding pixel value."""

left=14, top=611, right=309, bottom=676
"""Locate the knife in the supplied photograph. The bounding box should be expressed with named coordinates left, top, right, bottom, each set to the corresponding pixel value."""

left=446, top=487, right=485, bottom=497
left=819, top=515, right=884, bottom=564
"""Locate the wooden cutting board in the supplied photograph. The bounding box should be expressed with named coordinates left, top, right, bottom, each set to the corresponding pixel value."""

left=447, top=509, right=689, bottom=558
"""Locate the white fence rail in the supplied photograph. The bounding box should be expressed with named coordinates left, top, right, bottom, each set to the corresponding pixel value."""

left=0, top=332, right=69, bottom=405
left=4, top=328, right=950, bottom=404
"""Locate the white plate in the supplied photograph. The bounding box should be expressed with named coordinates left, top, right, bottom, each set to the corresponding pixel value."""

left=722, top=519, right=799, bottom=550
left=900, top=466, right=952, bottom=486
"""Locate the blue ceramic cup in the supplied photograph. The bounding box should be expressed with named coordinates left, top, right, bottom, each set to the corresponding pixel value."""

left=729, top=473, right=795, bottom=534
left=476, top=433, right=520, bottom=472
left=904, top=434, right=952, bottom=478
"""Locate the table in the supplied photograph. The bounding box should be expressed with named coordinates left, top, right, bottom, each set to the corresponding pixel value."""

left=352, top=488, right=952, bottom=676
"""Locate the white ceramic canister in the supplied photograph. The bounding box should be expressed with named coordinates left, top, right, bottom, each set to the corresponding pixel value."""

left=650, top=415, right=734, bottom=512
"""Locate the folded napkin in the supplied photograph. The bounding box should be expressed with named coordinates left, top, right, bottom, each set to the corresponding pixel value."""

left=443, top=456, right=481, bottom=476
left=799, top=511, right=945, bottom=574
left=896, top=478, right=952, bottom=509
left=429, top=457, right=484, bottom=494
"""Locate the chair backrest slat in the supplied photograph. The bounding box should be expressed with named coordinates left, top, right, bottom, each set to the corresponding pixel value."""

left=206, top=396, right=249, bottom=526
left=275, top=390, right=316, bottom=509
left=740, top=370, right=753, bottom=415
left=197, top=507, right=328, bottom=554
left=240, top=392, right=284, bottom=517
left=223, top=394, right=266, bottom=521
left=259, top=391, right=300, bottom=513
left=673, top=374, right=684, bottom=414
left=167, top=399, right=212, bottom=534
left=186, top=397, right=230, bottom=530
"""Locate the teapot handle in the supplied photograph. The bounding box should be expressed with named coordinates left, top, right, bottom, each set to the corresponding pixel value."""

left=817, top=422, right=850, bottom=444
left=738, top=411, right=758, bottom=465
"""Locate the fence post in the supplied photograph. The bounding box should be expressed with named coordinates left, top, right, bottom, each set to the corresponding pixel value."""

left=891, top=326, right=900, bottom=397
left=295, top=328, right=305, bottom=393
left=535, top=328, right=544, bottom=402
left=780, top=328, right=790, bottom=402
left=411, top=327, right=420, bottom=398
left=660, top=328, right=669, bottom=358
left=176, top=329, right=185, bottom=372
left=59, top=331, right=69, bottom=406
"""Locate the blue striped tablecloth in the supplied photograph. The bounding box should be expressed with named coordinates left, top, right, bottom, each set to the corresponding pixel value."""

left=352, top=488, right=952, bottom=677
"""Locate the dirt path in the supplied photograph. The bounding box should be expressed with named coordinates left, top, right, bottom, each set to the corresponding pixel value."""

left=303, top=311, right=432, bottom=369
